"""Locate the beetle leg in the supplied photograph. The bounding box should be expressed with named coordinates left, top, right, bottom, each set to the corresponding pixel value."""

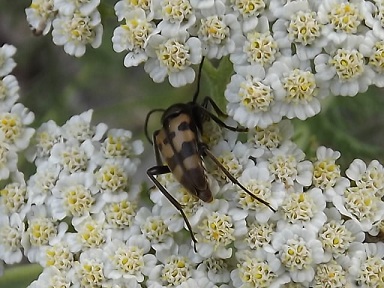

left=192, top=57, right=205, bottom=104
left=198, top=143, right=277, bottom=213
left=201, top=96, right=228, bottom=118
left=196, top=105, right=248, bottom=133
left=147, top=165, right=198, bottom=252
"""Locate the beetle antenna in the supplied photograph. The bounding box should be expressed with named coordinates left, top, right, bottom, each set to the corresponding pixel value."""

left=145, top=108, right=165, bottom=144
left=192, top=57, right=205, bottom=104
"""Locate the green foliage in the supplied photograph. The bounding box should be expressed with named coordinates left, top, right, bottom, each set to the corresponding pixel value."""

left=0, top=264, right=42, bottom=288
left=295, top=87, right=384, bottom=171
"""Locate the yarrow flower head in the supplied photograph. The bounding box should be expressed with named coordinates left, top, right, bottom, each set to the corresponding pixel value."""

left=0, top=45, right=147, bottom=286
left=112, top=8, right=156, bottom=67
left=225, top=64, right=283, bottom=128
left=11, top=0, right=384, bottom=285
left=270, top=225, right=325, bottom=283
left=333, top=158, right=384, bottom=232
left=144, top=29, right=202, bottom=87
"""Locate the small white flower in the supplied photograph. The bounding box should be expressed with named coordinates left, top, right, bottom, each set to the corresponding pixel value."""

left=332, top=183, right=384, bottom=232
left=196, top=199, right=247, bottom=259
left=144, top=30, right=202, bottom=87
left=369, top=218, right=384, bottom=238
left=363, top=0, right=384, bottom=39
left=49, top=139, right=95, bottom=174
left=95, top=158, right=138, bottom=202
left=311, top=260, right=352, bottom=288
left=101, top=128, right=144, bottom=159
left=21, top=206, right=68, bottom=263
left=247, top=120, right=294, bottom=151
left=260, top=141, right=313, bottom=188
left=195, top=0, right=242, bottom=59
left=52, top=10, right=103, bottom=57
left=349, top=243, right=384, bottom=287
left=270, top=225, right=325, bottom=283
left=312, top=146, right=350, bottom=201
left=269, top=0, right=309, bottom=20
left=279, top=187, right=327, bottom=232
left=272, top=7, right=327, bottom=60
left=27, top=162, right=61, bottom=206
left=103, top=195, right=140, bottom=240
left=114, top=0, right=152, bottom=21
left=39, top=242, right=74, bottom=271
left=0, top=75, right=20, bottom=112
left=314, top=37, right=375, bottom=97
left=152, top=0, right=196, bottom=30
left=268, top=55, right=326, bottom=120
left=317, top=0, right=366, bottom=45
left=229, top=0, right=267, bottom=32
left=25, top=120, right=62, bottom=164
left=54, top=0, right=100, bottom=16
left=0, top=44, right=17, bottom=77
left=49, top=172, right=101, bottom=224
left=104, top=198, right=138, bottom=230
left=231, top=16, right=280, bottom=69
left=136, top=206, right=174, bottom=248
left=62, top=109, right=107, bottom=142
left=103, top=278, right=143, bottom=288
left=103, top=235, right=157, bottom=281
left=0, top=213, right=24, bottom=264
left=67, top=213, right=106, bottom=251
left=112, top=8, right=155, bottom=67
left=360, top=30, right=384, bottom=87
left=148, top=243, right=202, bottom=287
left=346, top=158, right=384, bottom=197
left=27, top=267, right=71, bottom=288
left=236, top=219, right=276, bottom=251
left=25, top=0, right=57, bottom=36
left=0, top=103, right=35, bottom=151
left=197, top=257, right=230, bottom=284
left=0, top=172, right=28, bottom=216
left=69, top=248, right=105, bottom=287
left=225, top=64, right=283, bottom=128
left=231, top=249, right=289, bottom=288
left=319, top=207, right=364, bottom=261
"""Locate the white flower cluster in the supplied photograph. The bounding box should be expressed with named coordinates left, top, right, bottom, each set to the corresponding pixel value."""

left=26, top=0, right=103, bottom=57
left=14, top=0, right=384, bottom=287
left=113, top=0, right=384, bottom=127
left=26, top=0, right=384, bottom=124
left=0, top=45, right=151, bottom=286
left=141, top=118, right=384, bottom=287
left=0, top=44, right=35, bottom=184
left=0, top=43, right=36, bottom=278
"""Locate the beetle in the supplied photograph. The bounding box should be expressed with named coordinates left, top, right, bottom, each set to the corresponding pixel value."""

left=145, top=60, right=276, bottom=250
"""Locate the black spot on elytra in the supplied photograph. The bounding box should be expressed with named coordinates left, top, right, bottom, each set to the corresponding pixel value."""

left=180, top=141, right=196, bottom=158
left=166, top=140, right=197, bottom=170
left=178, top=121, right=189, bottom=131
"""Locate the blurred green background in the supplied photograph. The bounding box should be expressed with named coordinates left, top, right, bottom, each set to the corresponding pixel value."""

left=1, top=1, right=384, bottom=287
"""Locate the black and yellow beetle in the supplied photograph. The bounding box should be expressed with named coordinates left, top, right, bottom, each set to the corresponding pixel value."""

left=145, top=60, right=275, bottom=250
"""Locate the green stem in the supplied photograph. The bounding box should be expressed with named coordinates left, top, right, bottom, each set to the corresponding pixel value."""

left=201, top=57, right=234, bottom=110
